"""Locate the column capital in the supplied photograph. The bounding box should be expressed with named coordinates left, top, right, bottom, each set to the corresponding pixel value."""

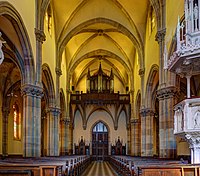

left=139, top=68, right=145, bottom=77
left=156, top=86, right=177, bottom=100
left=55, top=67, right=62, bottom=76
left=34, top=28, right=46, bottom=43
left=185, top=133, right=200, bottom=148
left=47, top=107, right=61, bottom=117
left=61, top=118, right=70, bottom=125
left=140, top=107, right=155, bottom=117
left=131, top=118, right=140, bottom=124
left=155, top=28, right=166, bottom=44
left=21, top=84, right=43, bottom=98
left=2, top=107, right=10, bottom=117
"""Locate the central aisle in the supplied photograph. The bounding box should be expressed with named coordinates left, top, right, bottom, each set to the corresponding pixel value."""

left=81, top=161, right=118, bottom=176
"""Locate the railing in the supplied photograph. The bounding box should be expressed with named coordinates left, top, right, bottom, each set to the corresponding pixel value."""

left=70, top=92, right=130, bottom=104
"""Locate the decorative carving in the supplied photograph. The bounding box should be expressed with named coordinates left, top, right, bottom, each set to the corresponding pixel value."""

left=55, top=67, right=62, bottom=76
left=138, top=68, right=145, bottom=76
left=34, top=28, right=46, bottom=43
left=156, top=86, right=177, bottom=100
left=185, top=132, right=200, bottom=148
left=155, top=28, right=166, bottom=44
left=21, top=84, right=43, bottom=97
left=46, top=107, right=61, bottom=117
left=140, top=108, right=154, bottom=117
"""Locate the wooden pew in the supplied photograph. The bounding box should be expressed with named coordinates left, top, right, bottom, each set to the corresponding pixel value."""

left=138, top=165, right=200, bottom=176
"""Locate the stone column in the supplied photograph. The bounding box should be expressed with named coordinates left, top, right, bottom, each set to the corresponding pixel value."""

left=127, top=124, right=131, bottom=155
left=21, top=84, right=43, bottom=157
left=35, top=28, right=46, bottom=86
left=131, top=119, right=141, bottom=156
left=60, top=118, right=69, bottom=155
left=2, top=107, right=10, bottom=157
left=140, top=108, right=155, bottom=156
left=155, top=28, right=166, bottom=87
left=157, top=86, right=177, bottom=158
left=185, top=133, right=200, bottom=164
left=46, top=107, right=60, bottom=156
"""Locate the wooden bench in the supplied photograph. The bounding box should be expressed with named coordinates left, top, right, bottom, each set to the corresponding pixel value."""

left=138, top=165, right=200, bottom=176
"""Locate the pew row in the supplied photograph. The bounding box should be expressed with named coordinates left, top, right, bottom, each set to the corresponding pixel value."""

left=109, top=155, right=200, bottom=176
left=0, top=155, right=91, bottom=176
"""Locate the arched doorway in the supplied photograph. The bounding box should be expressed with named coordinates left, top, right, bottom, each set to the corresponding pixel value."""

left=92, top=122, right=108, bottom=161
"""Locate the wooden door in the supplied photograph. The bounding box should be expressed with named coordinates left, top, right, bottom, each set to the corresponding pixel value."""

left=92, top=122, right=108, bottom=161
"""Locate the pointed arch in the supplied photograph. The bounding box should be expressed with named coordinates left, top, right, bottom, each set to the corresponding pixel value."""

left=0, top=1, right=34, bottom=84
left=42, top=64, right=56, bottom=107
left=145, top=64, right=159, bottom=108
left=86, top=106, right=115, bottom=129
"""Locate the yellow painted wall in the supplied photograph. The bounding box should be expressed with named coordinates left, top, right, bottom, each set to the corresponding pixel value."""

left=60, top=51, right=67, bottom=102
left=143, top=16, right=159, bottom=98
left=43, top=8, right=57, bottom=92
left=8, top=99, right=23, bottom=155
left=133, top=52, right=141, bottom=111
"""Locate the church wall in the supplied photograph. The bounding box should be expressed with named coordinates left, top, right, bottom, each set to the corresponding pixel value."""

left=73, top=110, right=127, bottom=155
left=4, top=0, right=36, bottom=64
left=43, top=9, right=57, bottom=92
left=143, top=17, right=159, bottom=95
left=60, top=52, right=67, bottom=101
left=133, top=52, right=141, bottom=107
left=8, top=99, right=23, bottom=155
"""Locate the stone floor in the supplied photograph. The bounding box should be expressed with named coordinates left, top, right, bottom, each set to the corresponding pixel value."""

left=81, top=161, right=117, bottom=176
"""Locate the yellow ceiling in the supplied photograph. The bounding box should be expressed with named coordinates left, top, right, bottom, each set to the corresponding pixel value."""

left=52, top=0, right=149, bottom=88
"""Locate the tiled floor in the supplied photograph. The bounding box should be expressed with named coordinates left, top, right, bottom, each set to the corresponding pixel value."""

left=81, top=161, right=118, bottom=176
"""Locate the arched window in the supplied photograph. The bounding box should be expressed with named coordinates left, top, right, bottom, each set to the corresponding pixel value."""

left=13, top=102, right=21, bottom=140
left=45, top=5, right=52, bottom=36
left=149, top=6, right=156, bottom=35
left=93, top=122, right=107, bottom=132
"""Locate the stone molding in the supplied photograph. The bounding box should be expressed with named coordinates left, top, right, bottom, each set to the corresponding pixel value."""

left=2, top=107, right=10, bottom=117
left=140, top=108, right=155, bottom=117
left=155, top=28, right=166, bottom=44
left=61, top=118, right=70, bottom=125
left=185, top=132, right=200, bottom=149
left=46, top=107, right=61, bottom=117
left=130, top=118, right=140, bottom=124
left=138, top=68, right=145, bottom=76
left=21, top=84, right=43, bottom=97
left=55, top=67, right=62, bottom=76
left=156, top=86, right=177, bottom=100
left=34, top=28, right=46, bottom=43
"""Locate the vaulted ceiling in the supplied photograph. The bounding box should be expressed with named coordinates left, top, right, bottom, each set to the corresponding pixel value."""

left=52, top=0, right=149, bottom=89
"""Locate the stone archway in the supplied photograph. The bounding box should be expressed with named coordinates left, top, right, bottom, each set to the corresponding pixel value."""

left=92, top=121, right=109, bottom=161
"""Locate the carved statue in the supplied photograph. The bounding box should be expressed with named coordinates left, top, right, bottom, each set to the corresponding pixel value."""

left=0, top=32, right=6, bottom=65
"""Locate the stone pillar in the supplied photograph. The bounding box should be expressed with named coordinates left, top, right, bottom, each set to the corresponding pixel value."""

left=185, top=133, right=200, bottom=164
left=35, top=28, right=46, bottom=86
left=131, top=119, right=141, bottom=156
left=21, top=84, right=43, bottom=157
left=140, top=108, right=155, bottom=156
left=2, top=107, right=10, bottom=157
left=127, top=124, right=131, bottom=155
left=46, top=107, right=60, bottom=156
left=186, top=75, right=191, bottom=98
left=155, top=28, right=166, bottom=87
left=67, top=122, right=73, bottom=155
left=157, top=86, right=177, bottom=158
left=60, top=118, right=69, bottom=155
